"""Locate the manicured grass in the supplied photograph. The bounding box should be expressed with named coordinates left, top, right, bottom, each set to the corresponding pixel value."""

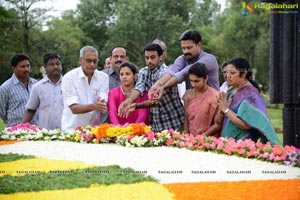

left=0, top=154, right=156, bottom=194
left=267, top=106, right=283, bottom=145
left=268, top=107, right=283, bottom=130
left=267, top=106, right=283, bottom=144
left=0, top=119, right=4, bottom=131
left=0, top=153, right=35, bottom=163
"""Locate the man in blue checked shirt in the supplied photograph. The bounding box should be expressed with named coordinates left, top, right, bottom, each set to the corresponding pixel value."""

left=0, top=54, right=37, bottom=127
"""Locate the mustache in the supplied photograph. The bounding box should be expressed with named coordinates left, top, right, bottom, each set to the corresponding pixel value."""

left=184, top=53, right=192, bottom=57
left=115, top=61, right=122, bottom=64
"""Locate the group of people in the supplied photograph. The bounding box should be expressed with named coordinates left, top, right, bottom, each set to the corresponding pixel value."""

left=0, top=29, right=279, bottom=145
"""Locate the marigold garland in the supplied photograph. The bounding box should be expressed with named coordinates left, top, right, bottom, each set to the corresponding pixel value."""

left=0, top=140, right=20, bottom=146
left=163, top=179, right=300, bottom=200
left=90, top=123, right=112, bottom=138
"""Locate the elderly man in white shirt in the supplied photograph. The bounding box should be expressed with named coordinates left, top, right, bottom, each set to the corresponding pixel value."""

left=61, top=46, right=109, bottom=130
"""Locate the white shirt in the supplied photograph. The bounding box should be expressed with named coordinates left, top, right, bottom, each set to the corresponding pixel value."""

left=26, top=75, right=63, bottom=129
left=61, top=67, right=109, bottom=130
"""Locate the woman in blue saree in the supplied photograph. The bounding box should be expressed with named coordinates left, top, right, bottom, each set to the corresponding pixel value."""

left=218, top=57, right=279, bottom=145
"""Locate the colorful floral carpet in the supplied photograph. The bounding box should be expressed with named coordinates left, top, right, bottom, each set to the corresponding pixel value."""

left=0, top=141, right=299, bottom=200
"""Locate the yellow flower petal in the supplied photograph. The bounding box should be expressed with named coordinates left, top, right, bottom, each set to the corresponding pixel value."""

left=0, top=158, right=96, bottom=177
left=0, top=182, right=174, bottom=200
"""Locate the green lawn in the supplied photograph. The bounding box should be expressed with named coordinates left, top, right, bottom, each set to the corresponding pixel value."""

left=268, top=107, right=283, bottom=130
left=0, top=118, right=4, bottom=131
left=267, top=106, right=283, bottom=144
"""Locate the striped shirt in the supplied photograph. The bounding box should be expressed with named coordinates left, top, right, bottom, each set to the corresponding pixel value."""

left=135, top=64, right=184, bottom=132
left=0, top=74, right=37, bottom=127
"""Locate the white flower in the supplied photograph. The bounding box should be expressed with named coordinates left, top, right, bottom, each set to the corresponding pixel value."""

left=58, top=135, right=65, bottom=140
left=125, top=142, right=134, bottom=147
left=1, top=135, right=9, bottom=139
left=44, top=136, right=51, bottom=141
left=10, top=135, right=16, bottom=140
left=36, top=132, right=43, bottom=139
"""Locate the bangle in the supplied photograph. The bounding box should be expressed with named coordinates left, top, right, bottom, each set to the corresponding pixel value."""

left=135, top=103, right=138, bottom=109
left=224, top=108, right=230, bottom=114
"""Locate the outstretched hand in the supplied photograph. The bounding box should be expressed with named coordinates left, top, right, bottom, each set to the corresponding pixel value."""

left=148, top=86, right=164, bottom=104
left=118, top=100, right=131, bottom=118
left=125, top=103, right=136, bottom=117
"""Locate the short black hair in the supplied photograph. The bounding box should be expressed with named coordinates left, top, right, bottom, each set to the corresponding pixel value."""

left=179, top=29, right=202, bottom=43
left=10, top=53, right=30, bottom=67
left=119, top=61, right=138, bottom=74
left=188, top=62, right=207, bottom=78
left=44, top=53, right=61, bottom=65
left=143, top=43, right=163, bottom=56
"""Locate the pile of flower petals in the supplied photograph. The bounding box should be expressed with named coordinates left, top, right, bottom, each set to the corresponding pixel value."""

left=0, top=123, right=299, bottom=167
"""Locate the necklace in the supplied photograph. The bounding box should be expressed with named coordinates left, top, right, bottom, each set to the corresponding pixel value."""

left=121, top=86, right=131, bottom=97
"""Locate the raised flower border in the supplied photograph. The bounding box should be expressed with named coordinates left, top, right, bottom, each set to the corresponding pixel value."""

left=0, top=123, right=299, bottom=167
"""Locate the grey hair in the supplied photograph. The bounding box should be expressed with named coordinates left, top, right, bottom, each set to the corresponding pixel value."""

left=79, top=46, right=98, bottom=57
left=152, top=39, right=167, bottom=52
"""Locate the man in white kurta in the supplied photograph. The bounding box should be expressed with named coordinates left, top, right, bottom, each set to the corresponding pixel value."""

left=61, top=46, right=109, bottom=130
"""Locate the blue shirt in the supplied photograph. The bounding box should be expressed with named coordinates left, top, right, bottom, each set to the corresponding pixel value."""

left=0, top=74, right=37, bottom=127
left=165, top=50, right=220, bottom=90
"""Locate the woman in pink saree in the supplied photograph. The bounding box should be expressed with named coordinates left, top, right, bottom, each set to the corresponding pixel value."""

left=183, top=63, right=221, bottom=137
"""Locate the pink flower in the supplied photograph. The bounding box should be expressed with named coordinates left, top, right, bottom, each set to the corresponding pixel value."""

left=273, top=145, right=284, bottom=156
left=75, top=125, right=83, bottom=131
left=178, top=141, right=186, bottom=148
left=81, top=132, right=91, bottom=142
left=284, top=145, right=296, bottom=153
left=166, top=138, right=175, bottom=146
left=128, top=135, right=134, bottom=142
left=146, top=132, right=155, bottom=140
left=238, top=149, right=246, bottom=155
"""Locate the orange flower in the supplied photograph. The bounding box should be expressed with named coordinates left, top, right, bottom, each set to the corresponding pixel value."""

left=91, top=123, right=112, bottom=138
left=0, top=140, right=20, bottom=146
left=131, top=123, right=145, bottom=136
left=164, top=179, right=300, bottom=200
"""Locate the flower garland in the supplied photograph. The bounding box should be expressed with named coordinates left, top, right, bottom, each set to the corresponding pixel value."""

left=0, top=123, right=299, bottom=167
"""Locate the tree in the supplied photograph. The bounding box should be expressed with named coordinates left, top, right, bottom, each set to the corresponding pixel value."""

left=0, top=5, right=20, bottom=84
left=1, top=0, right=53, bottom=54
left=76, top=0, right=114, bottom=55
left=38, top=11, right=84, bottom=73
left=104, top=0, right=197, bottom=66
left=210, top=0, right=270, bottom=89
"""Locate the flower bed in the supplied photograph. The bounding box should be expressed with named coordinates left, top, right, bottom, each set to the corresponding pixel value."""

left=0, top=123, right=299, bottom=167
left=0, top=146, right=299, bottom=200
